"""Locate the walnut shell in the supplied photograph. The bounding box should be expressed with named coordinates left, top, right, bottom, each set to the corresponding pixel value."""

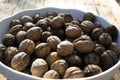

left=16, top=31, right=26, bottom=44
left=2, top=34, right=16, bottom=46
left=19, top=39, right=35, bottom=55
left=50, top=16, right=64, bottom=29
left=21, top=15, right=33, bottom=24
left=10, top=19, right=22, bottom=28
left=35, top=43, right=51, bottom=58
left=64, top=67, right=84, bottom=79
left=26, top=27, right=42, bottom=41
left=30, top=58, right=48, bottom=77
left=43, top=70, right=60, bottom=79
left=11, top=52, right=30, bottom=71
left=47, top=36, right=61, bottom=51
left=9, top=24, right=23, bottom=35
left=73, top=35, right=94, bottom=53
left=83, top=12, right=95, bottom=22
left=46, top=52, right=61, bottom=66
left=51, top=59, right=68, bottom=75
left=5, top=47, right=19, bottom=65
left=57, top=41, right=74, bottom=57
left=23, top=22, right=35, bottom=31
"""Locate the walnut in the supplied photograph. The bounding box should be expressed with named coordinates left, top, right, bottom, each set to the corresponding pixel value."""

left=65, top=25, right=83, bottom=38
left=5, top=47, right=19, bottom=65
left=2, top=34, right=16, bottom=46
left=16, top=31, right=26, bottom=44
left=64, top=66, right=84, bottom=79
left=21, top=15, right=33, bottom=24
left=57, top=41, right=74, bottom=57
left=11, top=52, right=30, bottom=71
left=73, top=35, right=94, bottom=53
left=30, top=58, right=48, bottom=77
left=34, top=13, right=44, bottom=22
left=84, top=64, right=102, bottom=77
left=10, top=19, right=22, bottom=28
left=35, top=43, right=51, bottom=58
left=80, top=20, right=95, bottom=34
left=50, top=16, right=64, bottom=29
left=43, top=70, right=60, bottom=79
left=19, top=39, right=35, bottom=55
left=51, top=59, right=68, bottom=75
left=83, top=12, right=95, bottom=22
left=47, top=36, right=61, bottom=51
left=46, top=52, right=61, bottom=66
left=26, top=27, right=42, bottom=41
left=64, top=13, right=73, bottom=23
left=23, top=22, right=35, bottom=31
left=9, top=24, right=23, bottom=35
left=41, top=31, right=52, bottom=42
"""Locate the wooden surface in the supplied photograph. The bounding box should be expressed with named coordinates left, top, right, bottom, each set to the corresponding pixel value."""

left=0, top=0, right=120, bottom=80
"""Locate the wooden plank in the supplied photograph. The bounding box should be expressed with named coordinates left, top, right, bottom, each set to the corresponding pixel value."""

left=93, top=0, right=120, bottom=26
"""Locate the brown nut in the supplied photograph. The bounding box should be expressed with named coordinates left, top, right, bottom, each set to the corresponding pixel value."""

left=43, top=70, right=60, bottom=79
left=83, top=12, right=95, bottom=22
left=91, top=28, right=104, bottom=41
left=53, top=29, right=65, bottom=40
left=64, top=13, right=73, bottom=23
left=0, top=44, right=6, bottom=62
left=35, top=43, right=51, bottom=58
left=105, top=25, right=118, bottom=41
left=23, top=22, right=35, bottom=31
left=9, top=24, right=23, bottom=35
left=16, top=31, right=26, bottom=44
left=57, top=41, right=74, bottom=57
left=11, top=52, right=30, bottom=71
left=47, top=36, right=61, bottom=51
left=80, top=20, right=95, bottom=34
left=2, top=34, right=16, bottom=46
left=71, top=19, right=82, bottom=26
left=65, top=25, right=83, bottom=38
left=101, top=50, right=117, bottom=70
left=50, top=16, right=64, bottom=29
left=10, top=19, right=22, bottom=28
left=21, top=15, right=33, bottom=24
left=41, top=31, right=52, bottom=42
left=51, top=59, right=68, bottom=75
left=94, top=44, right=106, bottom=55
left=30, top=58, right=48, bottom=77
left=84, top=53, right=100, bottom=65
left=34, top=13, right=44, bottom=22
left=19, top=39, right=35, bottom=55
left=46, top=52, right=61, bottom=66
left=5, top=47, right=19, bottom=65
left=99, top=33, right=112, bottom=47
left=84, top=64, right=102, bottom=77
left=35, top=18, right=49, bottom=31
left=47, top=11, right=58, bottom=17
left=26, top=27, right=42, bottom=41
left=65, top=54, right=82, bottom=66
left=73, top=35, right=94, bottom=53
left=64, top=66, right=84, bottom=79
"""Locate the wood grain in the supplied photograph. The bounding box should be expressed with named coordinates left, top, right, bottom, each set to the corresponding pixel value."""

left=0, top=0, right=120, bottom=80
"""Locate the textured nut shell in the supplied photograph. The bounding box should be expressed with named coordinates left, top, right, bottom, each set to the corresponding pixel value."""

left=51, top=59, right=68, bottom=75
left=19, top=39, right=35, bottom=55
left=35, top=43, right=51, bottom=58
left=21, top=15, right=33, bottom=24
left=11, top=52, right=30, bottom=71
left=30, top=58, right=48, bottom=77
left=43, top=70, right=60, bottom=79
left=46, top=52, right=61, bottom=66
left=9, top=25, right=23, bottom=35
left=50, top=16, right=64, bottom=29
left=74, top=40, right=94, bottom=53
left=5, top=47, right=19, bottom=65
left=47, top=36, right=61, bottom=51
left=65, top=26, right=82, bottom=38
left=26, top=27, right=42, bottom=41
left=16, top=31, right=26, bottom=44
left=64, top=67, right=84, bottom=79
left=57, top=41, right=74, bottom=57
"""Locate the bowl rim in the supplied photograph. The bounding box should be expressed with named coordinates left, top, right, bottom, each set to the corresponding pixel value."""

left=0, top=7, right=120, bottom=80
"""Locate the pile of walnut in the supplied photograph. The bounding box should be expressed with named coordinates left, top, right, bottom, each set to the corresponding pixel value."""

left=0, top=11, right=120, bottom=79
